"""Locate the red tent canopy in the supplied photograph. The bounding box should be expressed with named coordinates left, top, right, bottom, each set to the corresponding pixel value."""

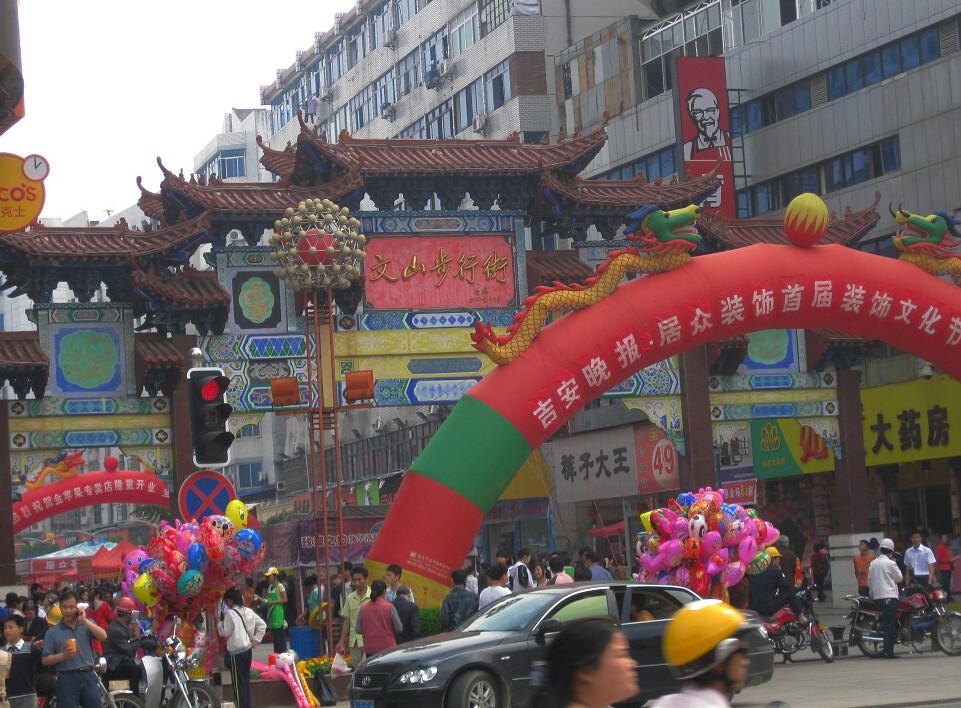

left=91, top=539, right=136, bottom=580
left=588, top=521, right=625, bottom=538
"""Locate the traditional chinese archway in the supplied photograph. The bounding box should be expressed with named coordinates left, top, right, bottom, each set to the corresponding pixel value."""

left=367, top=241, right=961, bottom=605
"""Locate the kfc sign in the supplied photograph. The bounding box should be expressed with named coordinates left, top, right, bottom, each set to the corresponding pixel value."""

left=675, top=57, right=736, bottom=218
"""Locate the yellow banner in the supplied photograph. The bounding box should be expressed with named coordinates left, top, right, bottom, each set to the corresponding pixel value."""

left=861, top=374, right=961, bottom=466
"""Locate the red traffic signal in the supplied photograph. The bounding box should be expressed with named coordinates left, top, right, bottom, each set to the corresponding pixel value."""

left=187, top=368, right=235, bottom=467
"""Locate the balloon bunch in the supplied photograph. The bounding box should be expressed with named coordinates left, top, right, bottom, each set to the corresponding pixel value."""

left=635, top=488, right=779, bottom=600
left=122, top=500, right=265, bottom=623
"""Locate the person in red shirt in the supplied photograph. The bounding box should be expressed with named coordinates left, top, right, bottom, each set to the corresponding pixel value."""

left=935, top=533, right=958, bottom=601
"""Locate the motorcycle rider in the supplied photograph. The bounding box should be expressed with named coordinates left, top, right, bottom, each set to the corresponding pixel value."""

left=868, top=537, right=903, bottom=659
left=748, top=547, right=806, bottom=622
left=102, top=597, right=145, bottom=696
left=652, top=599, right=756, bottom=708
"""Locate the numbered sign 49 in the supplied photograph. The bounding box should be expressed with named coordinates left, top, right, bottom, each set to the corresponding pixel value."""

left=636, top=425, right=680, bottom=492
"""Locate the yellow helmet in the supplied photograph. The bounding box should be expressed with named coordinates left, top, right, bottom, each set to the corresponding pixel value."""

left=663, top=600, right=755, bottom=679
left=45, top=604, right=62, bottom=626
left=764, top=547, right=781, bottom=558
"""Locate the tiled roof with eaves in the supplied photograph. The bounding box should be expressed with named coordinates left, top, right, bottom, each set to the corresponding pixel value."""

left=698, top=191, right=881, bottom=248
left=130, top=268, right=231, bottom=307
left=539, top=168, right=723, bottom=211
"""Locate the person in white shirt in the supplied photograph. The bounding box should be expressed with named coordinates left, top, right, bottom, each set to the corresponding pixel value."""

left=463, top=560, right=479, bottom=595
left=478, top=564, right=512, bottom=610
left=508, top=549, right=535, bottom=593
left=652, top=600, right=755, bottom=708
left=903, top=530, right=937, bottom=587
left=868, top=538, right=903, bottom=659
left=217, top=586, right=267, bottom=708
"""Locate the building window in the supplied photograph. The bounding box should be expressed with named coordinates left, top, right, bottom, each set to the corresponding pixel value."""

left=455, top=77, right=484, bottom=133
left=423, top=26, right=449, bottom=78
left=218, top=149, right=246, bottom=179
left=395, top=0, right=420, bottom=26
left=594, top=145, right=676, bottom=182
left=328, top=42, right=346, bottom=85
left=484, top=60, right=511, bottom=111
left=479, top=0, right=510, bottom=37
left=396, top=48, right=421, bottom=97
left=425, top=99, right=455, bottom=139
left=374, top=69, right=396, bottom=115
left=236, top=423, right=261, bottom=439
left=350, top=85, right=374, bottom=132
left=450, top=5, right=479, bottom=58
left=398, top=117, right=426, bottom=139
left=347, top=20, right=368, bottom=69
left=640, top=2, right=722, bottom=101
left=737, top=136, right=900, bottom=216
left=237, top=462, right=263, bottom=489
left=729, top=19, right=949, bottom=137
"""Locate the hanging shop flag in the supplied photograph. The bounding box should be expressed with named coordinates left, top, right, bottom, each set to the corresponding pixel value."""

left=861, top=374, right=961, bottom=466
left=751, top=418, right=835, bottom=479
left=674, top=56, right=737, bottom=219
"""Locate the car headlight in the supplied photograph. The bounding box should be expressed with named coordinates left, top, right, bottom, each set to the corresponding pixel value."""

left=398, top=667, right=438, bottom=684
left=757, top=625, right=768, bottom=640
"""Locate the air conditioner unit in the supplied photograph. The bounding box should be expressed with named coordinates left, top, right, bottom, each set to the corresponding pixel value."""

left=319, top=86, right=334, bottom=103
left=383, top=29, right=398, bottom=48
left=438, top=59, right=453, bottom=78
left=472, top=113, right=489, bottom=134
left=276, top=481, right=287, bottom=492
left=381, top=102, right=396, bottom=121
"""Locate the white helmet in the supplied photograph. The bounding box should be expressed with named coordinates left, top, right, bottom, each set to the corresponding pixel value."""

left=879, top=538, right=895, bottom=552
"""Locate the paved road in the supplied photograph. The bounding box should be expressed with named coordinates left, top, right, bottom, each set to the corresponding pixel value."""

left=734, top=648, right=961, bottom=708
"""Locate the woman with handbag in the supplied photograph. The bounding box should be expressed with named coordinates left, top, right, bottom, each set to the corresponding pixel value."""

left=217, top=587, right=266, bottom=708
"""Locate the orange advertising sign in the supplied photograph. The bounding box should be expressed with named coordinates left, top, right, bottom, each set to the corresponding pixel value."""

left=0, top=153, right=48, bottom=232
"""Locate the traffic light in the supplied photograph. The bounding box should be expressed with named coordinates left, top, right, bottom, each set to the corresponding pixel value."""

left=186, top=367, right=235, bottom=467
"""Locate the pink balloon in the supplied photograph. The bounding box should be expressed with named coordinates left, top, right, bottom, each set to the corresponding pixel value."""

left=660, top=539, right=685, bottom=569
left=640, top=551, right=662, bottom=573
left=762, top=522, right=780, bottom=547
left=723, top=519, right=743, bottom=547
left=699, top=531, right=722, bottom=561
left=651, top=508, right=678, bottom=538
left=673, top=517, right=690, bottom=540
left=722, top=561, right=746, bottom=588
left=674, top=566, right=691, bottom=587
left=706, top=548, right=729, bottom=576
left=737, top=537, right=757, bottom=565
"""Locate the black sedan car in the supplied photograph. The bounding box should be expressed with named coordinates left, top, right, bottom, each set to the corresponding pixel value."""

left=348, top=582, right=773, bottom=708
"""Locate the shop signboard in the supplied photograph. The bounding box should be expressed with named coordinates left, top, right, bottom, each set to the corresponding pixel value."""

left=365, top=234, right=516, bottom=310
left=861, top=374, right=961, bottom=466
left=751, top=418, right=835, bottom=479
left=721, top=479, right=758, bottom=505
left=674, top=57, right=736, bottom=218
left=298, top=517, right=381, bottom=565
left=545, top=423, right=679, bottom=504
left=0, top=153, right=48, bottom=233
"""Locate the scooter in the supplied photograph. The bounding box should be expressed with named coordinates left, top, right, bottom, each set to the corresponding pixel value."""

left=762, top=578, right=834, bottom=663
left=140, top=630, right=221, bottom=708
left=845, top=584, right=961, bottom=657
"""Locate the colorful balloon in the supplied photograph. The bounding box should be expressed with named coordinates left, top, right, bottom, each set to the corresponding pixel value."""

left=187, top=542, right=208, bottom=571
left=177, top=569, right=205, bottom=596
left=133, top=572, right=160, bottom=607
left=226, top=499, right=249, bottom=529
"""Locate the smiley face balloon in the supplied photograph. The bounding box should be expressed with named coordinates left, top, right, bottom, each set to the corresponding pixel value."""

left=133, top=572, right=160, bottom=607
left=225, top=499, right=249, bottom=530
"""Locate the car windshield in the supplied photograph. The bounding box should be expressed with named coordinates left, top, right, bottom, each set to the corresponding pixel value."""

left=458, top=593, right=560, bottom=632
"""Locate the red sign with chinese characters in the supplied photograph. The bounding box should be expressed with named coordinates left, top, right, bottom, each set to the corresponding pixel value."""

left=634, top=424, right=680, bottom=493
left=365, top=235, right=516, bottom=310
left=722, top=479, right=758, bottom=505
left=675, top=57, right=737, bottom=219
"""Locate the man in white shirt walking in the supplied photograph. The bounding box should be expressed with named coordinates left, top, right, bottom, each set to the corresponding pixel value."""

left=904, top=530, right=937, bottom=587
left=478, top=564, right=511, bottom=610
left=868, top=538, right=903, bottom=659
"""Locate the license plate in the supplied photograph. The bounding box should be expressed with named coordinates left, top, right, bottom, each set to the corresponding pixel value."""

left=352, top=701, right=375, bottom=708
left=108, top=680, right=130, bottom=691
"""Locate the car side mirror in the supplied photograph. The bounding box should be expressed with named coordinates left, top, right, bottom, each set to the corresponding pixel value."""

left=535, top=619, right=562, bottom=645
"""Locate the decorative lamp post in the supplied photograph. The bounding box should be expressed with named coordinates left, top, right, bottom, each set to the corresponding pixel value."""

left=269, top=198, right=366, bottom=653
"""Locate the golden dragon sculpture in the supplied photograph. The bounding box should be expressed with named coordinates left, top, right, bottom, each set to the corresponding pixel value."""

left=892, top=205, right=961, bottom=284
left=24, top=450, right=86, bottom=490
left=471, top=204, right=702, bottom=365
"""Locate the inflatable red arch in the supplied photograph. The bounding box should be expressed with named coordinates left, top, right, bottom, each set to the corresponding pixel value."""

left=365, top=243, right=961, bottom=604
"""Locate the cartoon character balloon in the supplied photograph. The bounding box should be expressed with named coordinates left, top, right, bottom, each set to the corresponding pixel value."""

left=225, top=499, right=249, bottom=529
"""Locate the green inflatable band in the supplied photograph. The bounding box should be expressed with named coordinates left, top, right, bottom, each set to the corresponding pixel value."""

left=410, top=394, right=531, bottom=511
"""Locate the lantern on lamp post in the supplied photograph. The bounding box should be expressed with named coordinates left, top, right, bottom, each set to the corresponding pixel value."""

left=269, top=197, right=367, bottom=653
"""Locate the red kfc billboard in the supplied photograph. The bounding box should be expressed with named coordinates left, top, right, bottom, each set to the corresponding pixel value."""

left=675, top=56, right=737, bottom=219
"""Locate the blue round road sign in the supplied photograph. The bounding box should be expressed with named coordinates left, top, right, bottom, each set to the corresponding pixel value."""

left=179, top=470, right=236, bottom=520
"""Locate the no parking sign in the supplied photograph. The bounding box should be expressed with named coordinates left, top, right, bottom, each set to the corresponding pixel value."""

left=178, top=470, right=236, bottom=520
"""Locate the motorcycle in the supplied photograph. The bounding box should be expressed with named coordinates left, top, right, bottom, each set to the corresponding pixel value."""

left=762, top=578, right=834, bottom=663
left=140, top=627, right=221, bottom=708
left=845, top=584, right=961, bottom=657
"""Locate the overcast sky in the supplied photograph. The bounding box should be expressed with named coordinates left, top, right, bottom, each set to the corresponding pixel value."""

left=3, top=1, right=351, bottom=221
